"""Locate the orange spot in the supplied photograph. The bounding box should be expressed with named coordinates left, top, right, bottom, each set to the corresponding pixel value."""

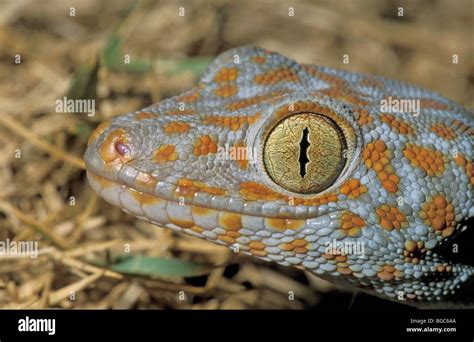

left=153, top=144, right=178, bottom=163
left=166, top=109, right=195, bottom=116
left=293, top=239, right=307, bottom=247
left=202, top=113, right=261, bottom=131
left=455, top=154, right=474, bottom=185
left=431, top=123, right=456, bottom=140
left=252, top=56, right=266, bottom=64
left=363, top=140, right=399, bottom=193
left=266, top=218, right=305, bottom=231
left=374, top=140, right=386, bottom=152
left=218, top=235, right=237, bottom=245
left=420, top=196, right=456, bottom=237
left=335, top=255, right=347, bottom=262
left=266, top=218, right=287, bottom=231
left=249, top=241, right=266, bottom=250
left=380, top=113, right=414, bottom=134
left=88, top=121, right=110, bottom=146
left=404, top=240, right=418, bottom=253
left=419, top=98, right=449, bottom=110
left=170, top=216, right=194, bottom=229
left=340, top=212, right=365, bottom=237
left=164, top=121, right=191, bottom=134
left=176, top=178, right=226, bottom=198
left=377, top=265, right=402, bottom=281
left=337, top=267, right=353, bottom=275
left=191, top=206, right=212, bottom=216
left=451, top=119, right=474, bottom=136
left=322, top=253, right=335, bottom=260
left=250, top=249, right=268, bottom=257
left=286, top=220, right=305, bottom=230
left=214, top=84, right=238, bottom=97
left=339, top=179, right=367, bottom=199
left=356, top=109, right=373, bottom=126
left=128, top=188, right=159, bottom=206
left=135, top=112, right=157, bottom=120
left=403, top=143, right=446, bottom=176
left=383, top=180, right=398, bottom=193
left=177, top=91, right=200, bottom=103
left=218, top=213, right=242, bottom=231
left=375, top=204, right=407, bottom=231
left=403, top=240, right=426, bottom=264
left=214, top=67, right=239, bottom=83
left=191, top=226, right=204, bottom=233
left=240, top=182, right=287, bottom=202
left=227, top=230, right=240, bottom=238
left=280, top=243, right=294, bottom=251
left=293, top=193, right=338, bottom=206
left=255, top=67, right=299, bottom=85
left=193, top=135, right=218, bottom=156
left=377, top=272, right=393, bottom=281
left=279, top=238, right=308, bottom=254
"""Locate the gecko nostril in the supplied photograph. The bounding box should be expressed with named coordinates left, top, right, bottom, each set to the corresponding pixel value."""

left=115, top=141, right=130, bottom=157
left=98, top=128, right=132, bottom=163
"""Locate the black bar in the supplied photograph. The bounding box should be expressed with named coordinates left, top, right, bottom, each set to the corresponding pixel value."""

left=0, top=309, right=472, bottom=341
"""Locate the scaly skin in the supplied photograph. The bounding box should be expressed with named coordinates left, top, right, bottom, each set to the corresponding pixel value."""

left=84, top=46, right=474, bottom=306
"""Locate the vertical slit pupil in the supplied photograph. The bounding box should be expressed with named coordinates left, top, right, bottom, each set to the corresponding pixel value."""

left=299, top=127, right=310, bottom=178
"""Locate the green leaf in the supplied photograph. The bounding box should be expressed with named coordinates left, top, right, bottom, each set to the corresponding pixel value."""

left=66, top=57, right=99, bottom=100
left=163, top=57, right=211, bottom=77
left=74, top=122, right=94, bottom=139
left=109, top=255, right=206, bottom=277
left=102, top=34, right=152, bottom=73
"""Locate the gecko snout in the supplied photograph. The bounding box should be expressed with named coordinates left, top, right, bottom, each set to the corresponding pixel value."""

left=84, top=120, right=136, bottom=178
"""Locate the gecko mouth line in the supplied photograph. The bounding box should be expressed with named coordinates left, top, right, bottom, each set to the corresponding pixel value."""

left=86, top=170, right=339, bottom=222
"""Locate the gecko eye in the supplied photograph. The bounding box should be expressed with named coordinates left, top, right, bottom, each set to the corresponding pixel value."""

left=263, top=113, right=348, bottom=194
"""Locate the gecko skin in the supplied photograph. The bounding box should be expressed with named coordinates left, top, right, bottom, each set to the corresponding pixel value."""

left=84, top=46, right=474, bottom=307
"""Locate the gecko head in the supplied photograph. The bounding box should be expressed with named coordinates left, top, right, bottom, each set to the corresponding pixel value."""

left=84, top=45, right=474, bottom=305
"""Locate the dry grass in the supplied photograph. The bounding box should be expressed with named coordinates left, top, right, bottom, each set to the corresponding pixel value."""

left=0, top=0, right=471, bottom=309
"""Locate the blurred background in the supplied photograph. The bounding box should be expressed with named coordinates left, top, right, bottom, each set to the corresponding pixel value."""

left=0, top=0, right=472, bottom=309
